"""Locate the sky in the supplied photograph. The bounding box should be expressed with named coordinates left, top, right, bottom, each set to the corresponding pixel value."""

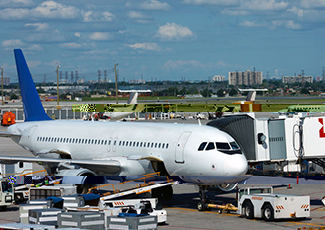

left=1, top=0, right=325, bottom=83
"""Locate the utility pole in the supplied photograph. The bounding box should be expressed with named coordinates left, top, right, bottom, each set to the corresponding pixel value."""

left=1, top=67, right=3, bottom=106
left=56, top=65, right=60, bottom=107
left=114, top=63, right=118, bottom=104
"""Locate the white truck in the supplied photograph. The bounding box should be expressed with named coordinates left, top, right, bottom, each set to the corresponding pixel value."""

left=0, top=178, right=14, bottom=211
left=239, top=186, right=310, bottom=221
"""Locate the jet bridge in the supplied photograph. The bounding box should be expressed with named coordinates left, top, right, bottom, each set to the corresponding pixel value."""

left=207, top=113, right=325, bottom=174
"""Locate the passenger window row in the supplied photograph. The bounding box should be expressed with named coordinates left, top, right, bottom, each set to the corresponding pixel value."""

left=118, top=140, right=169, bottom=149
left=36, top=136, right=170, bottom=149
left=36, top=136, right=108, bottom=145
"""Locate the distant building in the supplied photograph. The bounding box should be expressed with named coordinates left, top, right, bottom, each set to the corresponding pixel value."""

left=2, top=77, right=10, bottom=86
left=212, top=75, right=225, bottom=82
left=282, top=75, right=313, bottom=84
left=228, top=70, right=262, bottom=86
left=129, top=79, right=146, bottom=84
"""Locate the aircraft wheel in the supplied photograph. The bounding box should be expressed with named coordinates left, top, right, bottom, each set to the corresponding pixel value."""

left=197, top=201, right=206, bottom=211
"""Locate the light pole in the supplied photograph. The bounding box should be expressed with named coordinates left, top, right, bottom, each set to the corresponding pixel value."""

left=56, top=65, right=60, bottom=107
left=0, top=67, right=3, bottom=106
left=114, top=63, right=118, bottom=104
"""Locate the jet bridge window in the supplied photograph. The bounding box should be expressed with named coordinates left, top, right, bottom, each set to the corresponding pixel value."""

left=198, top=142, right=207, bottom=151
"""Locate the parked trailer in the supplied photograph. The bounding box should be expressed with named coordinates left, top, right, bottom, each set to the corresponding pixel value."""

left=239, top=186, right=310, bottom=221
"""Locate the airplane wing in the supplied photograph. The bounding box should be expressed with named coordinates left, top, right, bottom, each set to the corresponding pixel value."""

left=0, top=156, right=121, bottom=174
left=0, top=132, right=21, bottom=138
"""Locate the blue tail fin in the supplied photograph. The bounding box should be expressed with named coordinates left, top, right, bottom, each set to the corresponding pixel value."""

left=14, top=49, right=51, bottom=122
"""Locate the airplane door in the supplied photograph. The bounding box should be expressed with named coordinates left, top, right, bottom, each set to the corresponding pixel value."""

left=107, top=137, right=112, bottom=152
left=112, top=137, right=118, bottom=152
left=175, top=131, right=191, bottom=163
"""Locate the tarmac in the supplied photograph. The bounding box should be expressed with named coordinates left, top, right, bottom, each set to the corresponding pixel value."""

left=0, top=118, right=325, bottom=229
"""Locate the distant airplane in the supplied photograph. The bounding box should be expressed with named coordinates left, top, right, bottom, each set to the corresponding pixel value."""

left=102, top=90, right=151, bottom=120
left=0, top=49, right=248, bottom=200
left=238, top=89, right=268, bottom=102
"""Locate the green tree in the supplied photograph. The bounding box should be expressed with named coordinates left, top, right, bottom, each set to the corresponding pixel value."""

left=201, top=88, right=212, bottom=97
left=216, top=89, right=225, bottom=97
left=229, top=88, right=238, bottom=96
left=300, top=88, right=310, bottom=95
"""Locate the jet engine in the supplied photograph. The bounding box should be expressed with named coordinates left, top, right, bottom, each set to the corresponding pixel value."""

left=56, top=168, right=107, bottom=193
left=211, top=183, right=238, bottom=192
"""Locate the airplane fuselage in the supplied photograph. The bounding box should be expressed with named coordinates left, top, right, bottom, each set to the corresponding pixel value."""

left=8, top=120, right=248, bottom=178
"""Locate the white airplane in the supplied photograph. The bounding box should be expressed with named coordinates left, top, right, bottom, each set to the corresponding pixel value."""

left=0, top=49, right=249, bottom=201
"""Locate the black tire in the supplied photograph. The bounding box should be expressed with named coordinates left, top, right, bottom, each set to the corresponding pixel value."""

left=243, top=202, right=254, bottom=219
left=197, top=201, right=207, bottom=211
left=262, top=204, right=274, bottom=221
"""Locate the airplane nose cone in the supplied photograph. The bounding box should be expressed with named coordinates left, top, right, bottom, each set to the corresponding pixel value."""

left=223, top=155, right=248, bottom=176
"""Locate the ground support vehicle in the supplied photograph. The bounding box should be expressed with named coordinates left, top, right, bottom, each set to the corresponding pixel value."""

left=238, top=186, right=310, bottom=221
left=0, top=178, right=14, bottom=211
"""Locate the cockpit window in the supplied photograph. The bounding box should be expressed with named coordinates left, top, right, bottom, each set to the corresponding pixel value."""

left=215, top=142, right=230, bottom=150
left=230, top=141, right=240, bottom=150
left=198, top=142, right=207, bottom=151
left=205, top=142, right=215, bottom=150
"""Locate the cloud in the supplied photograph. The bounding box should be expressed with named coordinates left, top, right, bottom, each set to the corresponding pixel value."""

left=240, top=0, right=288, bottom=11
left=25, top=23, right=49, bottom=31
left=45, top=60, right=61, bottom=67
left=127, top=11, right=151, bottom=23
left=74, top=32, right=81, bottom=37
left=139, top=0, right=171, bottom=10
left=89, top=32, right=114, bottom=41
left=2, top=39, right=24, bottom=47
left=221, top=0, right=289, bottom=16
left=183, top=0, right=239, bottom=6
left=25, top=30, right=66, bottom=42
left=301, top=0, right=325, bottom=9
left=162, top=60, right=226, bottom=71
left=239, top=20, right=267, bottom=27
left=272, top=20, right=302, bottom=30
left=32, top=1, right=79, bottom=19
left=26, top=60, right=41, bottom=68
left=0, top=1, right=80, bottom=20
left=26, top=44, right=43, bottom=51
left=59, top=42, right=95, bottom=50
left=0, top=0, right=33, bottom=7
left=128, top=42, right=161, bottom=51
left=287, top=6, right=305, bottom=17
left=82, top=11, right=114, bottom=22
left=156, top=22, right=193, bottom=41
left=128, top=11, right=146, bottom=19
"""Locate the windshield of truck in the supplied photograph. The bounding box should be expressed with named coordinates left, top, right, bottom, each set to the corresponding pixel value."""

left=1, top=181, right=12, bottom=193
